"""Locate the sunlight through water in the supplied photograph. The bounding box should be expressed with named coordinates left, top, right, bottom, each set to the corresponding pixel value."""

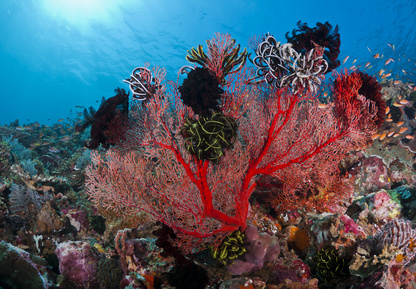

left=40, top=0, right=134, bottom=31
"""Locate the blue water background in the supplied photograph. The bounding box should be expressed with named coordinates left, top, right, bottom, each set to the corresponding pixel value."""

left=0, top=0, right=415, bottom=125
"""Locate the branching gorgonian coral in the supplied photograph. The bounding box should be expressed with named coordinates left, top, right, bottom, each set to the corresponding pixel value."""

left=251, top=34, right=328, bottom=94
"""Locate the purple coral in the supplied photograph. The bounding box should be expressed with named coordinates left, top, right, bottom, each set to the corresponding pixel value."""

left=55, top=241, right=100, bottom=287
left=226, top=225, right=280, bottom=275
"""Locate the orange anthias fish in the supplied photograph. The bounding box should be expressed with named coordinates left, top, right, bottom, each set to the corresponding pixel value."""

left=385, top=58, right=394, bottom=65
left=342, top=56, right=349, bottom=65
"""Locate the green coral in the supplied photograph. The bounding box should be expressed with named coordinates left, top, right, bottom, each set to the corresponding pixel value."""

left=181, top=112, right=238, bottom=163
left=211, top=229, right=246, bottom=265
left=314, top=248, right=351, bottom=283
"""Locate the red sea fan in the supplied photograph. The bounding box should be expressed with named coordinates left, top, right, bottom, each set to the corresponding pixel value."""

left=357, top=71, right=386, bottom=128
left=286, top=21, right=341, bottom=72
left=333, top=70, right=385, bottom=132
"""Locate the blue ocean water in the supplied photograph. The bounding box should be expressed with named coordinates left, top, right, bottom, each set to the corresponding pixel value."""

left=0, top=0, right=415, bottom=125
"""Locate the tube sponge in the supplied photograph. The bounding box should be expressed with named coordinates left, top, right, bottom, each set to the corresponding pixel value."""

left=226, top=225, right=280, bottom=275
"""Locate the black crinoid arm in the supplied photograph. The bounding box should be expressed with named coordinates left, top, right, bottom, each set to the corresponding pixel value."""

left=178, top=67, right=224, bottom=117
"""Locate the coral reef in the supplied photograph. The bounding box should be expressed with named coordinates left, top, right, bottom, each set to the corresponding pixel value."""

left=1, top=23, right=416, bottom=289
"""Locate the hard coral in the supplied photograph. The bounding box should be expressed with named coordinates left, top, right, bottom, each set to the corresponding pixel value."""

left=0, top=241, right=55, bottom=288
left=286, top=21, right=341, bottom=72
left=76, top=88, right=129, bottom=149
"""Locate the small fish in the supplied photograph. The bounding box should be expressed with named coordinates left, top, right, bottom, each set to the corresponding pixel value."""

left=393, top=102, right=403, bottom=107
left=48, top=147, right=60, bottom=153
left=373, top=53, right=380, bottom=59
left=342, top=56, right=349, bottom=65
left=393, top=80, right=401, bottom=85
left=385, top=58, right=394, bottom=65
left=397, top=121, right=404, bottom=127
left=323, top=92, right=328, bottom=97
left=386, top=118, right=393, bottom=122
left=368, top=65, right=373, bottom=69
left=387, top=131, right=395, bottom=137
left=365, top=62, right=371, bottom=68
left=58, top=119, right=64, bottom=122
left=372, top=134, right=380, bottom=140
left=380, top=133, right=387, bottom=140
left=367, top=47, right=372, bottom=53
left=387, top=43, right=394, bottom=50
left=385, top=106, right=390, bottom=114
left=406, top=135, right=414, bottom=140
left=400, top=99, right=410, bottom=105
left=393, top=133, right=400, bottom=138
left=402, top=69, right=408, bottom=75
left=399, top=127, right=409, bottom=134
left=75, top=105, right=83, bottom=108
left=352, top=59, right=357, bottom=64
left=60, top=136, right=71, bottom=142
left=381, top=73, right=391, bottom=79
left=318, top=103, right=328, bottom=109
left=16, top=126, right=24, bottom=131
left=378, top=69, right=385, bottom=76
left=23, top=125, right=32, bottom=130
